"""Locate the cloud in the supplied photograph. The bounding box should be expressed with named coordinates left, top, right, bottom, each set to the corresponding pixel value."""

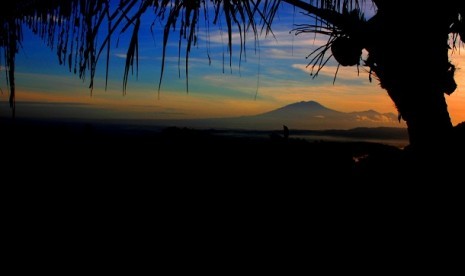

left=201, top=74, right=259, bottom=95
left=291, top=64, right=370, bottom=81
left=197, top=31, right=246, bottom=46
left=163, top=56, right=212, bottom=65
left=262, top=49, right=303, bottom=60
left=196, top=29, right=329, bottom=50
left=113, top=53, right=155, bottom=60
left=18, top=101, right=90, bottom=107
left=114, top=53, right=127, bottom=59
left=356, top=114, right=395, bottom=123
left=259, top=31, right=330, bottom=48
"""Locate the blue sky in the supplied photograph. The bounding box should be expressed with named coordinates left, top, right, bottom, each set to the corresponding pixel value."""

left=1, top=1, right=464, bottom=126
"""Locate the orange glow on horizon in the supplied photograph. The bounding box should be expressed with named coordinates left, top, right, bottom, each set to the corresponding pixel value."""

left=1, top=51, right=463, bottom=126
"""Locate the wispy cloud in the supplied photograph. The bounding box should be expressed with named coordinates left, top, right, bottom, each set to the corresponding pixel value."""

left=356, top=114, right=396, bottom=123
left=114, top=53, right=127, bottom=59
left=113, top=53, right=155, bottom=60
left=197, top=29, right=329, bottom=51
left=292, top=64, right=370, bottom=82
left=260, top=31, right=330, bottom=48
left=201, top=74, right=259, bottom=96
left=262, top=48, right=304, bottom=60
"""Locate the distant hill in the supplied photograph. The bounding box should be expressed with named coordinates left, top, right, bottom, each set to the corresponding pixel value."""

left=3, top=101, right=409, bottom=147
left=159, top=100, right=406, bottom=130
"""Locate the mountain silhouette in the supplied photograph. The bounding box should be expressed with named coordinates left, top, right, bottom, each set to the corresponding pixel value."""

left=153, top=100, right=405, bottom=130
left=257, top=101, right=339, bottom=118
left=217, top=101, right=402, bottom=130
left=250, top=101, right=344, bottom=126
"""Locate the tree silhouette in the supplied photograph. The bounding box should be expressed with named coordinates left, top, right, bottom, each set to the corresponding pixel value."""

left=1, top=0, right=464, bottom=152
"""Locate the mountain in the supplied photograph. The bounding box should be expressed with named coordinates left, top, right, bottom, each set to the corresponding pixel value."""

left=160, top=100, right=405, bottom=130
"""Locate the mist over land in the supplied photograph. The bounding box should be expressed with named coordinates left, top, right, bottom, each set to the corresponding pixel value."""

left=152, top=100, right=406, bottom=131
left=2, top=100, right=408, bottom=147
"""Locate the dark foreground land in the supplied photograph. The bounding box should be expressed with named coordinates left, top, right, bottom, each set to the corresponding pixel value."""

left=4, top=118, right=464, bottom=184
left=4, top=118, right=465, bottom=245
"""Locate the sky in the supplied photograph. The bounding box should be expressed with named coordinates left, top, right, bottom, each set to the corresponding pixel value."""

left=1, top=1, right=464, bottom=127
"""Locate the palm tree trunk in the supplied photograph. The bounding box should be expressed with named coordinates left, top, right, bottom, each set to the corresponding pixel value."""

left=364, top=4, right=455, bottom=152
left=386, top=85, right=453, bottom=150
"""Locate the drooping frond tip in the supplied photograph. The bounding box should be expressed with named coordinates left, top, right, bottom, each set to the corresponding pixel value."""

left=3, top=0, right=371, bottom=103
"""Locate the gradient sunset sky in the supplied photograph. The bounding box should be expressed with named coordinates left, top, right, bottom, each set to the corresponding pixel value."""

left=1, top=1, right=464, bottom=126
